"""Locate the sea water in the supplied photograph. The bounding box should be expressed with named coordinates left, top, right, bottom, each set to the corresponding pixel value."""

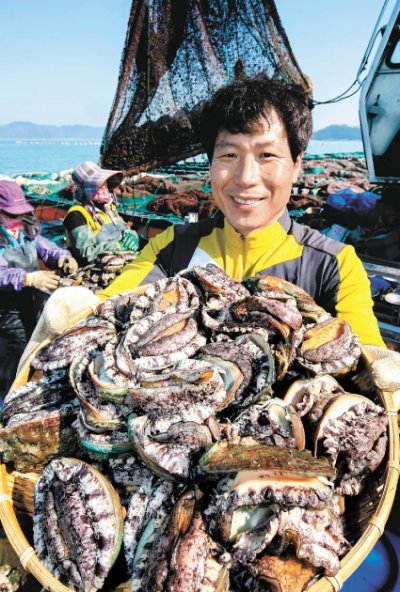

left=0, top=138, right=365, bottom=177
left=0, top=139, right=101, bottom=176
left=306, top=139, right=364, bottom=156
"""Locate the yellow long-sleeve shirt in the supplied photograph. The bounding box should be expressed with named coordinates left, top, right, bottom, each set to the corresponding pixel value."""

left=99, top=210, right=384, bottom=347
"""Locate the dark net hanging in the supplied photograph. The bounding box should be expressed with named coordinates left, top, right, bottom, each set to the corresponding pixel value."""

left=100, top=0, right=311, bottom=173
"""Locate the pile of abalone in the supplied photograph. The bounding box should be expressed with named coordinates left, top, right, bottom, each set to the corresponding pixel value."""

left=58, top=249, right=137, bottom=291
left=0, top=264, right=389, bottom=592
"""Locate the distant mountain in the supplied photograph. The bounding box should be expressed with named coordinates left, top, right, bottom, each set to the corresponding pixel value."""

left=312, top=125, right=361, bottom=141
left=0, top=121, right=361, bottom=142
left=0, top=121, right=104, bottom=140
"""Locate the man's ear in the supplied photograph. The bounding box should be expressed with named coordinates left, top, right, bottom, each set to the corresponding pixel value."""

left=292, top=151, right=304, bottom=184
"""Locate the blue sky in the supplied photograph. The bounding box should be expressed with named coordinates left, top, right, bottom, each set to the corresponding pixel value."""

left=0, top=0, right=394, bottom=131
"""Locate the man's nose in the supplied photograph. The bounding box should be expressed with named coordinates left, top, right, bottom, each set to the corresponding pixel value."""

left=235, top=156, right=258, bottom=185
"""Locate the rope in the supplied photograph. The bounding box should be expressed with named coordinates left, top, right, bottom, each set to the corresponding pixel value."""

left=357, top=0, right=392, bottom=84
left=312, top=81, right=361, bottom=106
left=313, top=0, right=392, bottom=106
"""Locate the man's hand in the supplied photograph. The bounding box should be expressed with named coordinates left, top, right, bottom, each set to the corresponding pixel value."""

left=121, top=231, right=139, bottom=252
left=26, top=270, right=60, bottom=293
left=58, top=255, right=79, bottom=275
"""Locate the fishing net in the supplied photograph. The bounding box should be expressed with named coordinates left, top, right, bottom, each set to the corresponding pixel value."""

left=101, top=0, right=311, bottom=173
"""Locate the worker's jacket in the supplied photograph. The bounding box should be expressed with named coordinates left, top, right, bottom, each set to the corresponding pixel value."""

left=63, top=204, right=128, bottom=266
left=0, top=223, right=70, bottom=330
left=99, top=209, right=384, bottom=346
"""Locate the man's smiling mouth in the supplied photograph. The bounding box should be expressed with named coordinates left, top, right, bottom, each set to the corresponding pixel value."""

left=231, top=196, right=264, bottom=205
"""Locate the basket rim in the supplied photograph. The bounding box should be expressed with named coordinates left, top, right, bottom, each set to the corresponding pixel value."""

left=0, top=293, right=399, bottom=592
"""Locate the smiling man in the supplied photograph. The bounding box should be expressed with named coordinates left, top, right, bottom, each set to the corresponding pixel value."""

left=99, top=75, right=384, bottom=346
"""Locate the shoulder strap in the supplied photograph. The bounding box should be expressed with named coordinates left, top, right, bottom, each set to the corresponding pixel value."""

left=64, top=205, right=99, bottom=231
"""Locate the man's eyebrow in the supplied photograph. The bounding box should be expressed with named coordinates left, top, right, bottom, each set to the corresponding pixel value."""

left=214, top=139, right=276, bottom=149
left=214, top=139, right=240, bottom=149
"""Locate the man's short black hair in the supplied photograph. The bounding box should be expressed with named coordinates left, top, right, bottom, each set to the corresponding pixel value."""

left=199, top=74, right=313, bottom=162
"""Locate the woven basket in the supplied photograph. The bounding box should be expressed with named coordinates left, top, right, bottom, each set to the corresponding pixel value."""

left=0, top=304, right=398, bottom=592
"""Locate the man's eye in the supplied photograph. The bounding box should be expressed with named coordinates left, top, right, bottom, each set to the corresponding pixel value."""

left=260, top=152, right=274, bottom=159
left=220, top=153, right=237, bottom=159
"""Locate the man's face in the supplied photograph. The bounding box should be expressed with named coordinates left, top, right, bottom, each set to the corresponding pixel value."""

left=210, top=110, right=302, bottom=235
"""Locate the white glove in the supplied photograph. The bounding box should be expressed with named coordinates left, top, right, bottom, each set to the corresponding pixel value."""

left=364, top=345, right=400, bottom=395
left=58, top=255, right=79, bottom=275
left=26, top=270, right=60, bottom=293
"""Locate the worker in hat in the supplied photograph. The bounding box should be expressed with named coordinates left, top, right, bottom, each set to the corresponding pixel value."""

left=0, top=180, right=78, bottom=402
left=63, top=161, right=139, bottom=266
